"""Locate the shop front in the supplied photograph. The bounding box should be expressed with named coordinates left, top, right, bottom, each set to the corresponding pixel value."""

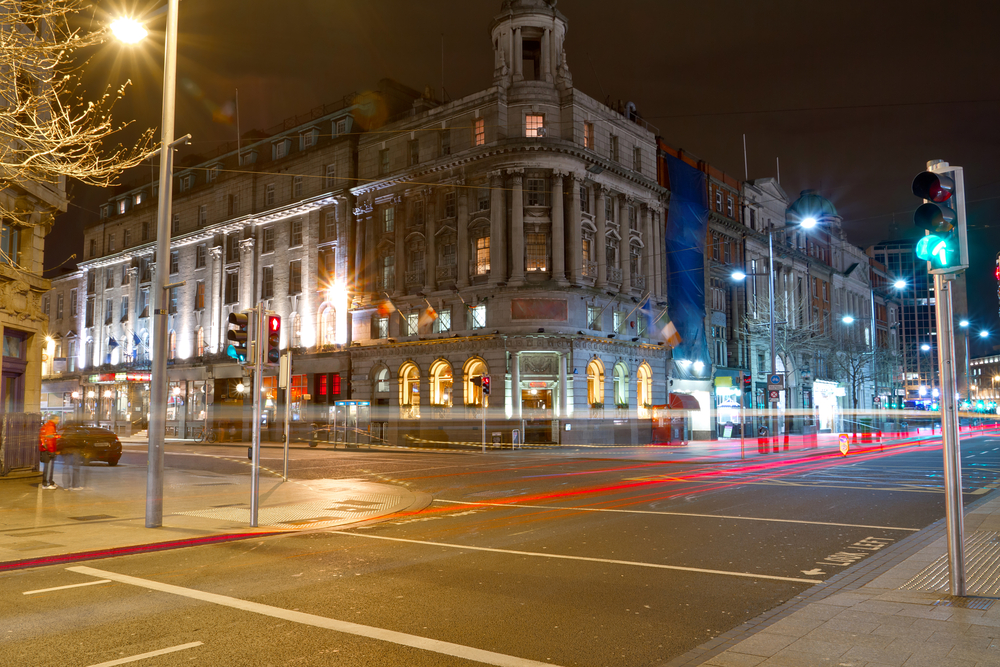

left=80, top=371, right=150, bottom=435
left=813, top=379, right=841, bottom=433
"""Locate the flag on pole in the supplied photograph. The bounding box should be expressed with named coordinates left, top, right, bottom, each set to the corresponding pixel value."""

left=108, top=337, right=119, bottom=349
left=653, top=306, right=681, bottom=347
left=377, top=294, right=397, bottom=318
left=419, top=304, right=438, bottom=329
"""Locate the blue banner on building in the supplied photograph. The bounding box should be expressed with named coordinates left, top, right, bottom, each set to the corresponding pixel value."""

left=665, top=155, right=710, bottom=379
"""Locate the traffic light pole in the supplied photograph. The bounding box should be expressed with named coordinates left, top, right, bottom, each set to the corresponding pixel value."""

left=250, top=302, right=264, bottom=527
left=934, top=273, right=966, bottom=596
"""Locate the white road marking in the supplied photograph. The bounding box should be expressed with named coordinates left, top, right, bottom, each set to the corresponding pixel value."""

left=437, top=499, right=919, bottom=532
left=23, top=579, right=111, bottom=595
left=68, top=567, right=563, bottom=667
left=328, top=532, right=822, bottom=584
left=85, top=642, right=203, bottom=667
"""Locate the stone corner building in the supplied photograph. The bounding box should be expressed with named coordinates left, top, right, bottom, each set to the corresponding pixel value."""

left=349, top=0, right=667, bottom=445
left=61, top=0, right=669, bottom=446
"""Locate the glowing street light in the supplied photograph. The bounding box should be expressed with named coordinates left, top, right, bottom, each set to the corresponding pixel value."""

left=800, top=216, right=818, bottom=229
left=893, top=279, right=907, bottom=290
left=921, top=343, right=931, bottom=351
left=980, top=330, right=989, bottom=339
left=842, top=315, right=855, bottom=324
left=110, top=17, right=148, bottom=44
left=730, top=270, right=747, bottom=281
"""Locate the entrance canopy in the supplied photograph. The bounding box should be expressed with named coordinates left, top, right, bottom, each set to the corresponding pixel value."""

left=668, top=393, right=701, bottom=411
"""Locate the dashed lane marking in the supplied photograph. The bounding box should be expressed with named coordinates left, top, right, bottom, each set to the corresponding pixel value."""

left=23, top=579, right=111, bottom=595
left=326, top=532, right=823, bottom=584
left=68, top=567, right=561, bottom=667
left=86, top=642, right=203, bottom=667
left=437, top=499, right=919, bottom=532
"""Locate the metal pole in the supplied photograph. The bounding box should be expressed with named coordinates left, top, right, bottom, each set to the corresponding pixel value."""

left=768, top=230, right=777, bottom=446
left=481, top=391, right=487, bottom=454
left=250, top=304, right=263, bottom=527
left=934, top=273, right=966, bottom=596
left=146, top=0, right=179, bottom=529
left=871, top=287, right=878, bottom=427
left=739, top=371, right=745, bottom=460
left=282, top=351, right=291, bottom=481
left=965, top=332, right=971, bottom=406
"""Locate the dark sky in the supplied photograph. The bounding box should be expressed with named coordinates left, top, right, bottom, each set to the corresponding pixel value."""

left=53, top=0, right=1000, bottom=353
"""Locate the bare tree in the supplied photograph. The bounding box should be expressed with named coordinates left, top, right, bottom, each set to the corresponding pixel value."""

left=827, top=336, right=873, bottom=411
left=1, top=1, right=153, bottom=222
left=743, top=292, right=828, bottom=383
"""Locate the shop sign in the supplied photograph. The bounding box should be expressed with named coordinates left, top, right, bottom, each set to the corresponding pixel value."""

left=126, top=371, right=151, bottom=382
left=98, top=373, right=116, bottom=383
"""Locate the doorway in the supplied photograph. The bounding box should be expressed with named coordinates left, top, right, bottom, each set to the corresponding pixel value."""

left=521, top=388, right=553, bottom=443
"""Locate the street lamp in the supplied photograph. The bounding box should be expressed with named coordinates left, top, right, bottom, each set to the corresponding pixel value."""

left=841, top=315, right=855, bottom=324
left=921, top=343, right=931, bottom=351
left=732, top=217, right=818, bottom=441
left=114, top=1, right=186, bottom=528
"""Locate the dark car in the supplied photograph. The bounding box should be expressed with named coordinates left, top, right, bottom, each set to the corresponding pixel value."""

left=57, top=425, right=122, bottom=466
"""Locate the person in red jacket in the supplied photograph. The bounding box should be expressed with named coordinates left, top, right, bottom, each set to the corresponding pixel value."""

left=39, top=414, right=60, bottom=489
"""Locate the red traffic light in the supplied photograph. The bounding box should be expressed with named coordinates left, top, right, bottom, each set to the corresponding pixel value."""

left=268, top=315, right=281, bottom=332
left=481, top=376, right=491, bottom=395
left=266, top=314, right=281, bottom=364
left=912, top=171, right=954, bottom=203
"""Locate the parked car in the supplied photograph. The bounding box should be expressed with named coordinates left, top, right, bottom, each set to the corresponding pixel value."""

left=57, top=425, right=122, bottom=466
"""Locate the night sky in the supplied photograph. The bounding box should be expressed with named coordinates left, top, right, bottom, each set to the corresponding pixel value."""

left=52, top=0, right=1000, bottom=354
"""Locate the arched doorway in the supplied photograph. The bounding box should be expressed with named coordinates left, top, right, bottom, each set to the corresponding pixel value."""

left=464, top=357, right=488, bottom=407
left=613, top=361, right=629, bottom=409
left=429, top=358, right=453, bottom=407
left=398, top=361, right=420, bottom=419
left=587, top=358, right=605, bottom=408
left=637, top=362, right=652, bottom=417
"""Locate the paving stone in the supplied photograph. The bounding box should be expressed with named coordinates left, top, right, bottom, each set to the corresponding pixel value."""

left=841, top=644, right=912, bottom=666
left=759, top=616, right=826, bottom=637
left=784, top=636, right=851, bottom=658
left=702, top=652, right=766, bottom=667
left=727, top=633, right=797, bottom=658
left=758, top=648, right=849, bottom=666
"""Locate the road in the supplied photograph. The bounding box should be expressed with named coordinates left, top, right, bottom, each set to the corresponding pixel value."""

left=6, top=434, right=1000, bottom=666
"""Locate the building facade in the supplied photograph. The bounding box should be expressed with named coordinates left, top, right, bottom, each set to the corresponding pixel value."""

left=53, top=0, right=670, bottom=445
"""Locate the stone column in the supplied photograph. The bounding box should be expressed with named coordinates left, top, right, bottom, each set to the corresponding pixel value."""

left=511, top=351, right=521, bottom=420
left=424, top=191, right=437, bottom=293
left=619, top=196, right=631, bottom=294
left=394, top=204, right=405, bottom=297
left=559, top=353, right=568, bottom=419
left=550, top=172, right=567, bottom=285
left=489, top=172, right=506, bottom=285
left=652, top=208, right=663, bottom=297
left=126, top=267, right=138, bottom=358
left=210, top=247, right=223, bottom=351
left=595, top=187, right=607, bottom=289
left=509, top=171, right=525, bottom=286
left=239, top=237, right=255, bottom=310
left=568, top=174, right=582, bottom=285
left=354, top=214, right=364, bottom=299
left=457, top=187, right=470, bottom=288
left=642, top=205, right=654, bottom=293
left=513, top=27, right=523, bottom=81
left=364, top=213, right=376, bottom=297
left=541, top=29, right=551, bottom=82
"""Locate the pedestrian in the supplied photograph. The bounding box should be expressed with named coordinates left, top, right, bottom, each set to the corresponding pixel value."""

left=39, top=414, right=60, bottom=489
left=63, top=429, right=83, bottom=490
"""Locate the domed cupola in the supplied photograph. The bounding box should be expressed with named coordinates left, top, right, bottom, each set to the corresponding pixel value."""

left=491, top=0, right=571, bottom=92
left=786, top=189, right=841, bottom=231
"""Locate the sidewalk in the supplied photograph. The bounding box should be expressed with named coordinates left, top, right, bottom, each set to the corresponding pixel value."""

left=668, top=489, right=1000, bottom=666
left=0, top=456, right=427, bottom=571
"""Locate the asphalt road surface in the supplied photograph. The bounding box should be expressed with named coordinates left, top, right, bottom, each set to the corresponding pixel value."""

left=6, top=435, right=1000, bottom=666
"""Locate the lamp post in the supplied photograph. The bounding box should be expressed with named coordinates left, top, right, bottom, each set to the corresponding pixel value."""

left=958, top=320, right=990, bottom=405
left=732, top=216, right=816, bottom=444
left=114, top=3, right=188, bottom=528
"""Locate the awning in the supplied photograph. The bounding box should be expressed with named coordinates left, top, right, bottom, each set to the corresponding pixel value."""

left=668, top=393, right=701, bottom=411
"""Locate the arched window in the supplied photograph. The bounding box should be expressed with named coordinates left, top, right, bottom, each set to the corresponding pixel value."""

left=587, top=358, right=605, bottom=406
left=637, top=362, right=652, bottom=417
left=168, top=331, right=176, bottom=360
left=613, top=361, right=629, bottom=407
left=320, top=305, right=336, bottom=347
left=399, top=361, right=420, bottom=418
left=464, top=357, right=488, bottom=406
left=429, top=358, right=453, bottom=407
left=196, top=327, right=205, bottom=357
left=375, top=367, right=390, bottom=394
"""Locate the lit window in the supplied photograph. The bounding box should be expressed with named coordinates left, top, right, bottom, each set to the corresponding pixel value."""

left=471, top=304, right=486, bottom=329
left=526, top=232, right=547, bottom=272
left=473, top=118, right=485, bottom=146
left=584, top=122, right=594, bottom=149
left=474, top=235, right=490, bottom=275
left=525, top=114, right=544, bottom=138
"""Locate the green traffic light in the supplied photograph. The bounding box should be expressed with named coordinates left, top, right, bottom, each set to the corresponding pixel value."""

left=915, top=233, right=956, bottom=268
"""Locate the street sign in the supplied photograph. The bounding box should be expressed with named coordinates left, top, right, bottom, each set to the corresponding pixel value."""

left=839, top=433, right=850, bottom=456
left=769, top=389, right=780, bottom=401
left=768, top=373, right=783, bottom=387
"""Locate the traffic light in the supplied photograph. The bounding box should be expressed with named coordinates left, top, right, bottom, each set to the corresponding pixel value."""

left=226, top=312, right=250, bottom=363
left=471, top=375, right=491, bottom=396
left=912, top=163, right=967, bottom=273
left=266, top=314, right=281, bottom=364
left=743, top=373, right=752, bottom=392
